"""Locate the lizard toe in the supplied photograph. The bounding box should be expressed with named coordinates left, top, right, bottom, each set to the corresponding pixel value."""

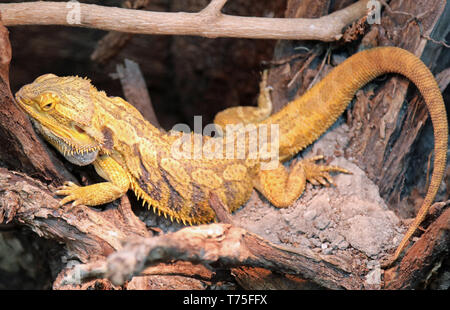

left=59, top=194, right=77, bottom=206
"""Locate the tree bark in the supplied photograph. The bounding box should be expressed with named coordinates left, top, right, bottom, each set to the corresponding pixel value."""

left=0, top=23, right=72, bottom=186
left=0, top=0, right=371, bottom=41
left=346, top=0, right=449, bottom=219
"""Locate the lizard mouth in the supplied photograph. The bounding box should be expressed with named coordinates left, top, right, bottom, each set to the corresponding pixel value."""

left=31, top=119, right=100, bottom=166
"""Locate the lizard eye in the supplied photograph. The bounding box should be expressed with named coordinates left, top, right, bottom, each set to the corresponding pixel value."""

left=38, top=93, right=59, bottom=111
left=41, top=101, right=56, bottom=111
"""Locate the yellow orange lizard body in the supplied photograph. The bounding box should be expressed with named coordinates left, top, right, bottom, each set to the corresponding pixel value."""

left=15, top=47, right=448, bottom=263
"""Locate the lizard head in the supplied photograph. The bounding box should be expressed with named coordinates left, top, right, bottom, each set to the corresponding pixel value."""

left=15, top=74, right=103, bottom=166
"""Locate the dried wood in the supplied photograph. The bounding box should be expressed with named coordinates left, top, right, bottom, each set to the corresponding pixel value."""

left=0, top=1, right=371, bottom=41
left=91, top=32, right=134, bottom=64
left=0, top=169, right=150, bottom=263
left=347, top=0, right=449, bottom=218
left=232, top=267, right=323, bottom=290
left=103, top=223, right=363, bottom=290
left=0, top=22, right=72, bottom=186
left=209, top=192, right=234, bottom=224
left=384, top=206, right=450, bottom=289
left=90, top=0, right=150, bottom=64
left=266, top=0, right=331, bottom=114
left=112, top=59, right=161, bottom=128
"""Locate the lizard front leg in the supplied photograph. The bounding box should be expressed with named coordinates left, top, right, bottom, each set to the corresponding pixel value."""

left=56, top=155, right=130, bottom=206
left=255, top=156, right=350, bottom=207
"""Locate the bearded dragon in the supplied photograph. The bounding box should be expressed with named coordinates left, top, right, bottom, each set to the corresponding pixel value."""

left=15, top=47, right=448, bottom=263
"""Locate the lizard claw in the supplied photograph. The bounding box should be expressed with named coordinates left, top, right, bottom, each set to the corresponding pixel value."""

left=55, top=181, right=85, bottom=206
left=56, top=181, right=78, bottom=192
left=301, top=155, right=352, bottom=187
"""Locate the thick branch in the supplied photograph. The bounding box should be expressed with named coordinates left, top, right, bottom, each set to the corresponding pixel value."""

left=384, top=206, right=450, bottom=289
left=0, top=1, right=371, bottom=41
left=0, top=168, right=150, bottom=263
left=90, top=32, right=133, bottom=64
left=200, top=0, right=228, bottom=17
left=0, top=21, right=72, bottom=185
left=103, top=223, right=363, bottom=290
left=112, top=59, right=161, bottom=128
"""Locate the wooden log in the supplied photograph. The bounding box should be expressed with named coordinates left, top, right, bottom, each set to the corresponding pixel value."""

left=347, top=0, right=448, bottom=217
left=102, top=223, right=364, bottom=290
left=384, top=206, right=450, bottom=289
left=0, top=168, right=150, bottom=263
left=0, top=22, right=72, bottom=185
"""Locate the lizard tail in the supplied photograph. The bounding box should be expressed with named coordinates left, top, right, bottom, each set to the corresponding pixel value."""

left=265, top=46, right=448, bottom=262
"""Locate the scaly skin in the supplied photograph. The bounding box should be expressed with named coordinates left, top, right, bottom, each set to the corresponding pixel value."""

left=15, top=47, right=447, bottom=263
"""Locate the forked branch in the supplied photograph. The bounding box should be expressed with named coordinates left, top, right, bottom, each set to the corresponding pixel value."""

left=200, top=0, right=228, bottom=17
left=0, top=0, right=372, bottom=41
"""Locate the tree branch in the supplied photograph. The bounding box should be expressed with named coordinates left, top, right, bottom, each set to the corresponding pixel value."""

left=0, top=168, right=150, bottom=263
left=102, top=223, right=363, bottom=290
left=0, top=0, right=371, bottom=41
left=111, top=59, right=162, bottom=129
left=200, top=0, right=228, bottom=17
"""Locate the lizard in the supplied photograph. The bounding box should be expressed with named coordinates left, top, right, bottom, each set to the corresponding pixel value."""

left=14, top=46, right=448, bottom=264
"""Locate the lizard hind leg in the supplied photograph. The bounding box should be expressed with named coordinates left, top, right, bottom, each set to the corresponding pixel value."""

left=255, top=155, right=351, bottom=208
left=213, top=70, right=272, bottom=130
